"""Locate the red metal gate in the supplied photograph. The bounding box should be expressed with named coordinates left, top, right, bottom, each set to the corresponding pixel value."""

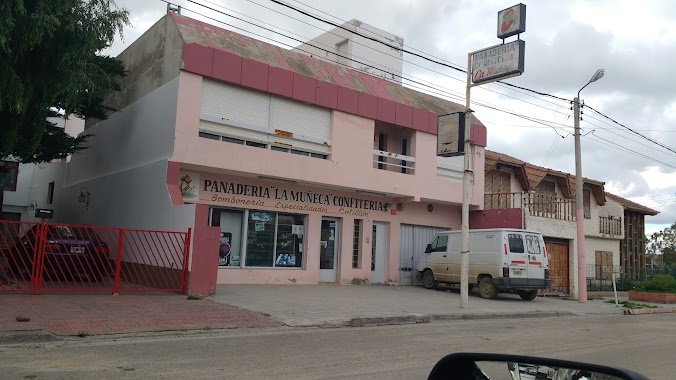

left=0, top=220, right=191, bottom=294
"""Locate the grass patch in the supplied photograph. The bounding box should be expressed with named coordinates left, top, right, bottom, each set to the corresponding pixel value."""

left=558, top=297, right=576, bottom=301
left=605, top=300, right=658, bottom=309
left=77, top=331, right=89, bottom=338
left=187, top=294, right=204, bottom=300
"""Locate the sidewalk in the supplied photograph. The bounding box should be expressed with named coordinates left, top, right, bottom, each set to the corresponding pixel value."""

left=0, top=293, right=279, bottom=338
left=1, top=285, right=669, bottom=341
left=210, top=284, right=663, bottom=327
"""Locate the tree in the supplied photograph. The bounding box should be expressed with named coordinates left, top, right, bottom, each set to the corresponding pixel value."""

left=647, top=223, right=676, bottom=269
left=0, top=0, right=129, bottom=163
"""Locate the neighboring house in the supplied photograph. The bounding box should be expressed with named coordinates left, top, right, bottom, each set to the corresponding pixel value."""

left=36, top=12, right=487, bottom=295
left=294, top=19, right=404, bottom=83
left=0, top=116, right=83, bottom=223
left=605, top=193, right=659, bottom=279
left=471, top=150, right=656, bottom=297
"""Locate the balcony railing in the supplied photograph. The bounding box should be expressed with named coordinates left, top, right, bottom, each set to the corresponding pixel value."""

left=527, top=193, right=576, bottom=221
left=599, top=216, right=622, bottom=235
left=484, top=192, right=576, bottom=222
left=373, top=149, right=415, bottom=174
left=484, top=192, right=525, bottom=210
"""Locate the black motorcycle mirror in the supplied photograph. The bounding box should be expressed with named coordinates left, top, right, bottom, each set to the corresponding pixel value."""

left=428, top=353, right=649, bottom=380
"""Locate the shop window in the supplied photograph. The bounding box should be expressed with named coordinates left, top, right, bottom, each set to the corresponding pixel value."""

left=0, top=161, right=19, bottom=192
left=352, top=220, right=362, bottom=269
left=245, top=211, right=304, bottom=268
left=212, top=209, right=244, bottom=267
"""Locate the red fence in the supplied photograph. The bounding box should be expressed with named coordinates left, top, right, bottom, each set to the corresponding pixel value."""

left=0, top=220, right=191, bottom=294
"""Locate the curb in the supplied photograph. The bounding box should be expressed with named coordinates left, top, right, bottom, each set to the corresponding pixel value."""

left=346, top=310, right=576, bottom=328
left=623, top=307, right=676, bottom=315
left=0, top=330, right=60, bottom=345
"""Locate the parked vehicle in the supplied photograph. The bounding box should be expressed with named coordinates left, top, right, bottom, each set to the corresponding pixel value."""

left=416, top=228, right=551, bottom=300
left=8, top=224, right=103, bottom=281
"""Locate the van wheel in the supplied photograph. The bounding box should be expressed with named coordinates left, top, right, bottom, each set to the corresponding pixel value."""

left=422, top=270, right=437, bottom=289
left=478, top=277, right=498, bottom=299
left=518, top=290, right=538, bottom=301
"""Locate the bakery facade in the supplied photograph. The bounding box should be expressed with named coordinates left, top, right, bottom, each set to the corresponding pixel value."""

left=45, top=13, right=488, bottom=295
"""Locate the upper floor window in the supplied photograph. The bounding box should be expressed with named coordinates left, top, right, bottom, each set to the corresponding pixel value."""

left=198, top=132, right=328, bottom=159
left=0, top=161, right=19, bottom=191
left=200, top=80, right=331, bottom=157
left=373, top=122, right=415, bottom=174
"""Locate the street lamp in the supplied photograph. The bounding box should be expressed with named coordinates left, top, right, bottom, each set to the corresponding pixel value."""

left=574, top=68, right=604, bottom=303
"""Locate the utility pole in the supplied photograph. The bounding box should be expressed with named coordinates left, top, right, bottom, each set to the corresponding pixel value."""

left=460, top=52, right=473, bottom=309
left=573, top=95, right=587, bottom=303
left=574, top=68, right=604, bottom=303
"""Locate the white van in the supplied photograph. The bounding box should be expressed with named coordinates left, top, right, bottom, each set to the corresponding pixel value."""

left=415, top=229, right=551, bottom=300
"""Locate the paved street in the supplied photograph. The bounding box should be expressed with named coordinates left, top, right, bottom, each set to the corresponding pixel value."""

left=211, top=284, right=643, bottom=326
left=1, top=314, right=674, bottom=379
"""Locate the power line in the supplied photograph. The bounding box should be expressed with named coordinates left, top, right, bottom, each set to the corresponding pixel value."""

left=585, top=134, right=676, bottom=169
left=542, top=114, right=571, bottom=167
left=268, top=0, right=573, bottom=103
left=283, top=0, right=574, bottom=106
left=584, top=121, right=676, bottom=160
left=221, top=0, right=572, bottom=116
left=585, top=104, right=676, bottom=155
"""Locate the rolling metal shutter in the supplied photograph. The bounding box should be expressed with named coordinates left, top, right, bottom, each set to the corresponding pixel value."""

left=399, top=224, right=448, bottom=285
left=200, top=79, right=331, bottom=154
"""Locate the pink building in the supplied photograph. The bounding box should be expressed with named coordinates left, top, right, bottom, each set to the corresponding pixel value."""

left=51, top=13, right=487, bottom=295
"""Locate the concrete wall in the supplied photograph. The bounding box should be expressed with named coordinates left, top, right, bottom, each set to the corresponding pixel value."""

left=86, top=14, right=183, bottom=128
left=586, top=236, right=621, bottom=274
left=173, top=73, right=484, bottom=207
left=470, top=209, right=523, bottom=229
left=294, top=19, right=403, bottom=83
left=57, top=159, right=195, bottom=233
left=2, top=164, right=34, bottom=214
left=59, top=76, right=194, bottom=232
left=68, top=78, right=179, bottom=185
left=22, top=162, right=68, bottom=222
left=585, top=195, right=624, bottom=239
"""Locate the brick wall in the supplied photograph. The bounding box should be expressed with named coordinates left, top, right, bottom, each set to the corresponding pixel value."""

left=629, top=291, right=676, bottom=304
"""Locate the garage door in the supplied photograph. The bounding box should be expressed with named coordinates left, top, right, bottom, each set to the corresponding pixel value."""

left=544, top=239, right=570, bottom=295
left=399, top=224, right=448, bottom=285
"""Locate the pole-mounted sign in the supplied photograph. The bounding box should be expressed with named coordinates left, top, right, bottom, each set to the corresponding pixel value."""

left=457, top=3, right=527, bottom=309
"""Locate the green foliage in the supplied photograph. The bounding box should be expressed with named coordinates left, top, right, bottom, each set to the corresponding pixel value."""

left=0, top=0, right=129, bottom=163
left=605, top=300, right=658, bottom=309
left=648, top=223, right=676, bottom=269
left=187, top=294, right=204, bottom=300
left=640, top=274, right=676, bottom=293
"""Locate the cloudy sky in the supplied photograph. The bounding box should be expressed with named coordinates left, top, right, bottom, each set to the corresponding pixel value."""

left=105, top=0, right=676, bottom=235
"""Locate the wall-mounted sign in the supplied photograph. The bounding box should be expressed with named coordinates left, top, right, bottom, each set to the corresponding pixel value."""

left=179, top=171, right=200, bottom=202
left=497, top=3, right=526, bottom=39
left=471, top=39, right=525, bottom=85
left=35, top=208, right=54, bottom=219
left=437, top=113, right=465, bottom=157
